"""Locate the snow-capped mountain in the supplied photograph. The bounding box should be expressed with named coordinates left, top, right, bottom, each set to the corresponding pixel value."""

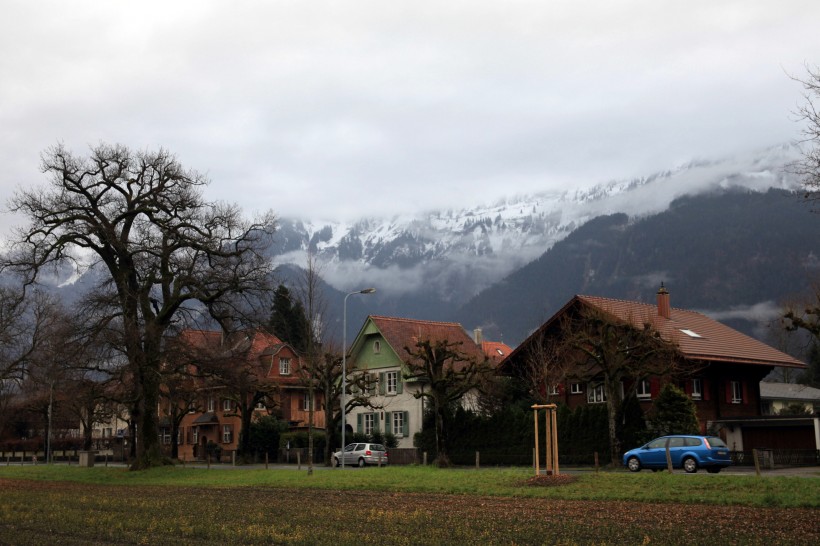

left=271, top=144, right=803, bottom=310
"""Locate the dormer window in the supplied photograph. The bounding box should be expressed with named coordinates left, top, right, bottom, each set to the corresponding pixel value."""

left=280, top=357, right=291, bottom=375
left=373, top=340, right=381, bottom=354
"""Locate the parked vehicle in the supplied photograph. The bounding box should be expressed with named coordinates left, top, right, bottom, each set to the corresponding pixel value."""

left=622, top=435, right=731, bottom=473
left=332, top=443, right=389, bottom=467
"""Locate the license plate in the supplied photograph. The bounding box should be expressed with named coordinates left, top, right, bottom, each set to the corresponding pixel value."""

left=718, top=451, right=727, bottom=455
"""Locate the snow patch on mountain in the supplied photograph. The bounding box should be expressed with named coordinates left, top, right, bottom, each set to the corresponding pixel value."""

left=272, top=144, right=803, bottom=304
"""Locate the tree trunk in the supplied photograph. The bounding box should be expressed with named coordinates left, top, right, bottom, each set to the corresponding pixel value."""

left=433, top=397, right=451, bottom=467
left=605, top=380, right=622, bottom=466
left=132, top=363, right=164, bottom=470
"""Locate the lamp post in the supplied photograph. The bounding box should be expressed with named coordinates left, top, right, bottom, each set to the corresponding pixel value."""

left=341, top=287, right=376, bottom=468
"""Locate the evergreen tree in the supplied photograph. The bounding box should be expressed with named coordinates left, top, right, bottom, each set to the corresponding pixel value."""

left=268, top=284, right=309, bottom=352
left=616, top=394, right=649, bottom=451
left=648, top=384, right=700, bottom=435
left=798, top=342, right=820, bottom=389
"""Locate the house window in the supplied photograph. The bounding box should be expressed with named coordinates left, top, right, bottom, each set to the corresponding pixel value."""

left=368, top=373, right=378, bottom=395
left=280, top=357, right=291, bottom=375
left=373, top=341, right=381, bottom=354
left=303, top=393, right=312, bottom=412
left=587, top=384, right=606, bottom=404
left=392, top=412, right=405, bottom=437
left=731, top=381, right=742, bottom=404
left=104, top=427, right=112, bottom=438
left=570, top=383, right=582, bottom=395
left=386, top=371, right=398, bottom=395
left=177, top=429, right=182, bottom=445
left=549, top=385, right=560, bottom=396
left=691, top=379, right=702, bottom=400
left=637, top=379, right=651, bottom=399
left=363, top=413, right=374, bottom=436
left=188, top=402, right=196, bottom=413
left=222, top=425, right=233, bottom=444
left=207, top=397, right=216, bottom=412
left=192, top=427, right=199, bottom=444
left=161, top=431, right=171, bottom=445
left=223, top=399, right=232, bottom=412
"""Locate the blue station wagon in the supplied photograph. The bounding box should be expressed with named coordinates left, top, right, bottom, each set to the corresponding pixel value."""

left=623, top=435, right=731, bottom=473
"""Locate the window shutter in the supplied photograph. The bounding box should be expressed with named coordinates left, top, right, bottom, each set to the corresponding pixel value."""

left=725, top=381, right=733, bottom=403
left=703, top=379, right=711, bottom=401
left=379, top=372, right=386, bottom=395
left=683, top=380, right=692, bottom=396
left=402, top=411, right=410, bottom=437
left=396, top=375, right=403, bottom=394
left=356, top=413, right=362, bottom=433
left=742, top=381, right=749, bottom=405
left=385, top=412, right=392, bottom=435
left=374, top=413, right=380, bottom=432
left=649, top=377, right=660, bottom=397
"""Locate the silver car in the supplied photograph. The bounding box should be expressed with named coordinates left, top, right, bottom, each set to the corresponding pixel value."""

left=332, top=443, right=389, bottom=467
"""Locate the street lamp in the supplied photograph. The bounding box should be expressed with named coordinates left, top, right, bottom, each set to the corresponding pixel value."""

left=341, top=287, right=376, bottom=468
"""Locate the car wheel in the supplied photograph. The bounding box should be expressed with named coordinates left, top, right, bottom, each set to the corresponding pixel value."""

left=627, top=456, right=641, bottom=472
left=683, top=457, right=698, bottom=473
left=333, top=457, right=340, bottom=467
left=358, top=457, right=366, bottom=468
left=706, top=467, right=721, bottom=474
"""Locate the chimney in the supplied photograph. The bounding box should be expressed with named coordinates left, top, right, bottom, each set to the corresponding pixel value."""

left=473, top=328, right=483, bottom=344
left=656, top=283, right=671, bottom=319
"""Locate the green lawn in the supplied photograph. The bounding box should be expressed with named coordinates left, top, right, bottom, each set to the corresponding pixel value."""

left=1, top=464, right=818, bottom=507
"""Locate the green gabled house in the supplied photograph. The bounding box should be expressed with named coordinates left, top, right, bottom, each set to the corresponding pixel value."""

left=346, top=315, right=492, bottom=448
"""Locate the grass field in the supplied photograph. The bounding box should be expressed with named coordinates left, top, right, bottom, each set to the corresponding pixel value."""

left=1, top=465, right=818, bottom=544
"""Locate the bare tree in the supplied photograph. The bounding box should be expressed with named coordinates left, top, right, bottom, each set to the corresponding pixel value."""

left=403, top=338, right=493, bottom=467
left=519, top=332, right=570, bottom=404
left=790, top=64, right=820, bottom=207
left=195, top=330, right=280, bottom=460
left=295, top=252, right=325, bottom=475
left=0, top=288, right=63, bottom=385
left=3, top=143, right=276, bottom=469
left=560, top=306, right=683, bottom=465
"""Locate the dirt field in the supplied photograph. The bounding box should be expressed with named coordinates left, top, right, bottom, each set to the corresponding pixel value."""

left=0, top=478, right=817, bottom=545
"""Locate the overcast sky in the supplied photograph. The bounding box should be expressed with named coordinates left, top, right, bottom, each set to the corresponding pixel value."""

left=1, top=1, right=819, bottom=232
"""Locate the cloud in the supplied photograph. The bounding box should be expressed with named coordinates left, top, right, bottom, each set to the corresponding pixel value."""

left=1, top=0, right=819, bottom=237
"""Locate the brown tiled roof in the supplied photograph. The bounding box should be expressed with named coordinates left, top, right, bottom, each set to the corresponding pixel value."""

left=367, top=315, right=487, bottom=364
left=577, top=295, right=805, bottom=368
left=176, top=329, right=284, bottom=360
left=482, top=341, right=513, bottom=364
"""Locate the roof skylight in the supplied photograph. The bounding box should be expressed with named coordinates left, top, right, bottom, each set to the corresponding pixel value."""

left=679, top=328, right=702, bottom=338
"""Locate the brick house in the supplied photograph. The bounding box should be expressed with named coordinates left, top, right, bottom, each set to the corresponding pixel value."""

left=502, top=287, right=810, bottom=451
left=161, top=329, right=324, bottom=461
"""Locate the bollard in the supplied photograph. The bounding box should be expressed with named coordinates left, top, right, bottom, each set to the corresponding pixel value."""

left=297, top=451, right=301, bottom=470
left=265, top=452, right=269, bottom=470
left=423, top=451, right=427, bottom=466
left=594, top=451, right=599, bottom=473
left=105, top=453, right=108, bottom=467
left=665, top=445, right=673, bottom=473
left=753, top=448, right=761, bottom=477
left=207, top=454, right=211, bottom=470
left=476, top=451, right=480, bottom=470
left=232, top=451, right=236, bottom=466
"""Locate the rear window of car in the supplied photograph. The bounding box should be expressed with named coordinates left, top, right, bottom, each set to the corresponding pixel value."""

left=371, top=444, right=386, bottom=452
left=706, top=437, right=728, bottom=448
